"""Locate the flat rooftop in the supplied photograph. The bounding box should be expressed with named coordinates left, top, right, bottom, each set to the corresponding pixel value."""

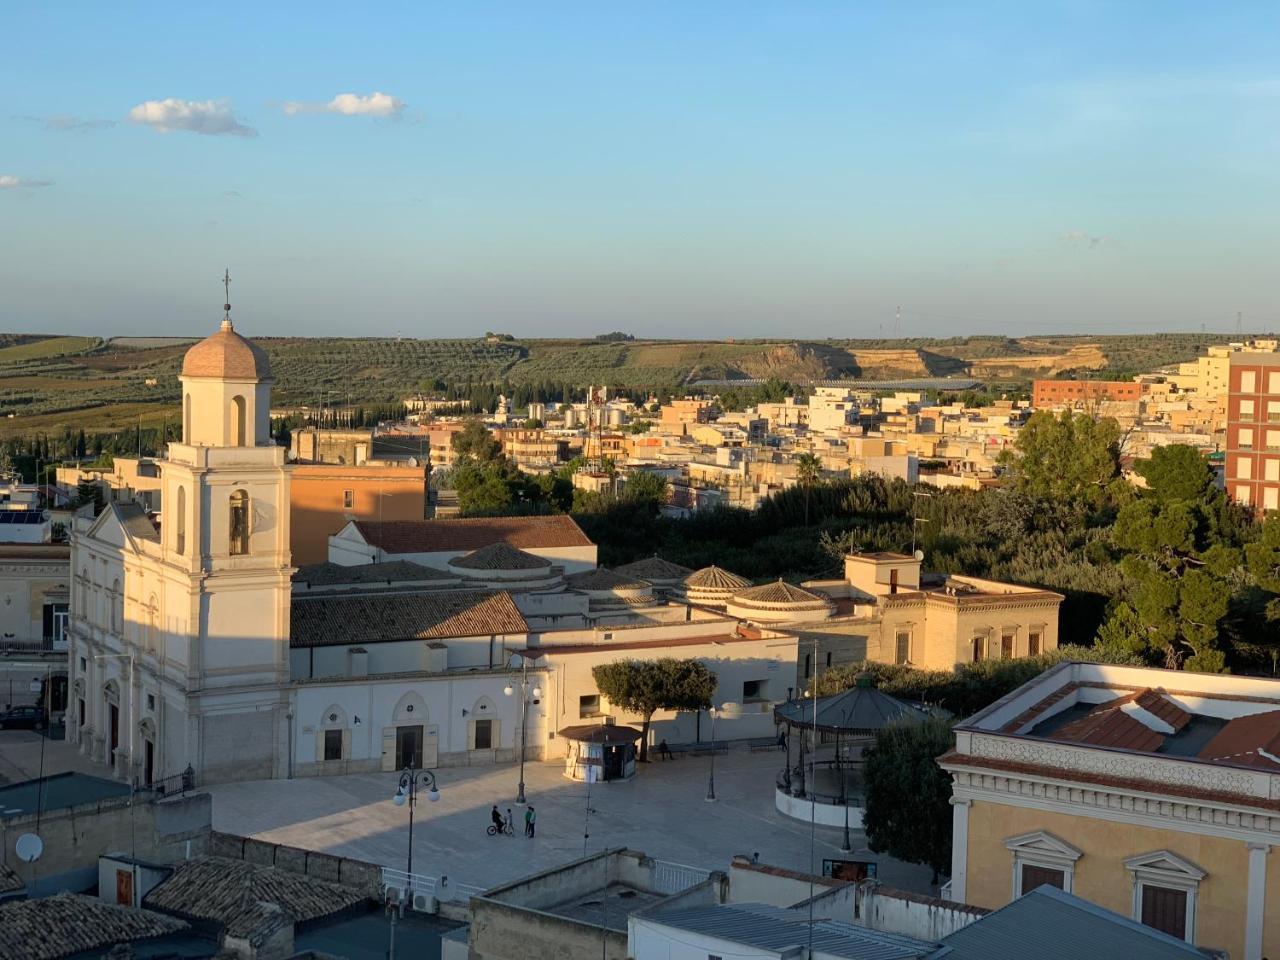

left=0, top=772, right=130, bottom=818
left=543, top=882, right=664, bottom=932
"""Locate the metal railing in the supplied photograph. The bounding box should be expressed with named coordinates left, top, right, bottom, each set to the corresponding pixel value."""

left=140, top=765, right=195, bottom=798
left=651, top=859, right=711, bottom=895
left=381, top=867, right=484, bottom=903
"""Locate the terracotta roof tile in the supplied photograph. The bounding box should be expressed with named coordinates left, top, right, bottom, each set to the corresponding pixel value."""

left=290, top=589, right=528, bottom=647
left=613, top=555, right=693, bottom=581
left=1134, top=688, right=1192, bottom=732
left=354, top=515, right=593, bottom=553
left=0, top=893, right=189, bottom=960
left=733, top=580, right=832, bottom=607
left=293, top=560, right=456, bottom=587
left=145, top=856, right=363, bottom=927
left=683, top=565, right=751, bottom=590
left=450, top=542, right=550, bottom=570
left=566, top=567, right=650, bottom=590
left=1050, top=698, right=1165, bottom=752
left=1198, top=709, right=1280, bottom=769
left=181, top=319, right=271, bottom=380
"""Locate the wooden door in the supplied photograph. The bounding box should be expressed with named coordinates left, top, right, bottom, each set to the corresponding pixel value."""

left=116, top=868, right=133, bottom=906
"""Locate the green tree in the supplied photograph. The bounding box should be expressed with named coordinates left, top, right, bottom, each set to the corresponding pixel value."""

left=622, top=470, right=669, bottom=508
left=862, top=716, right=955, bottom=884
left=1134, top=444, right=1215, bottom=503
left=451, top=420, right=504, bottom=464
left=591, top=658, right=717, bottom=762
left=1000, top=410, right=1120, bottom=504
left=795, top=452, right=823, bottom=527
left=454, top=462, right=515, bottom=515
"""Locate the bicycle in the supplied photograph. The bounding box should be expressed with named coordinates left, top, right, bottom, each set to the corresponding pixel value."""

left=487, top=819, right=515, bottom=836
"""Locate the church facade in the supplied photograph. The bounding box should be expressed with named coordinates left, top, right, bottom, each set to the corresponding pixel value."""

left=68, top=313, right=294, bottom=784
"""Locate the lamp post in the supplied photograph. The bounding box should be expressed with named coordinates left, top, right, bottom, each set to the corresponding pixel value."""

left=504, top=659, right=541, bottom=805
left=839, top=707, right=853, bottom=853
left=391, top=767, right=440, bottom=877
left=705, top=705, right=718, bottom=802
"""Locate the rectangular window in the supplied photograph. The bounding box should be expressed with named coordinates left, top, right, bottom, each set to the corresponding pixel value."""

left=1267, top=459, right=1280, bottom=483
left=825, top=651, right=832, bottom=668
left=1237, top=485, right=1253, bottom=505
left=1240, top=398, right=1257, bottom=419
left=895, top=631, right=910, bottom=665
left=743, top=679, right=767, bottom=701
left=323, top=729, right=343, bottom=761
left=1021, top=864, right=1065, bottom=893
left=1240, top=428, right=1254, bottom=449
left=1237, top=458, right=1254, bottom=480
left=1269, top=400, right=1280, bottom=422
left=343, top=489, right=355, bottom=509
left=474, top=719, right=493, bottom=750
left=1269, top=431, right=1280, bottom=451
left=78, top=698, right=85, bottom=727
left=1028, top=632, right=1042, bottom=657
left=803, top=653, right=812, bottom=678
left=1266, top=487, right=1279, bottom=511
left=146, top=694, right=155, bottom=711
left=579, top=694, right=601, bottom=718
left=1001, top=631, right=1015, bottom=659
left=1242, top=371, right=1258, bottom=392
left=972, top=635, right=986, bottom=662
left=1140, top=885, right=1187, bottom=940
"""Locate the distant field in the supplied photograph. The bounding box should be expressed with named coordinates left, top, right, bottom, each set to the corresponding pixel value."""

left=0, top=402, right=179, bottom=440
left=0, top=330, right=1250, bottom=438
left=0, top=335, right=100, bottom=363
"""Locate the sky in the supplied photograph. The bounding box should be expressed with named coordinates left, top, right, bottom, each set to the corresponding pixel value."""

left=3, top=3, right=1279, bottom=340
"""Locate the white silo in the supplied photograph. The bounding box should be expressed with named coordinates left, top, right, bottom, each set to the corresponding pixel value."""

left=563, top=407, right=578, bottom=429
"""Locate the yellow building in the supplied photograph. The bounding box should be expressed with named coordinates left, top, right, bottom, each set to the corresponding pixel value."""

left=940, top=661, right=1280, bottom=959
left=799, top=553, right=1062, bottom=679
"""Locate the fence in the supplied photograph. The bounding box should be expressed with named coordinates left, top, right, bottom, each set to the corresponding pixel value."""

left=381, top=867, right=483, bottom=904
left=651, top=859, right=712, bottom=895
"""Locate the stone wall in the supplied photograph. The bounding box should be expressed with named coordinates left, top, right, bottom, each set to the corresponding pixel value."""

left=209, top=831, right=382, bottom=898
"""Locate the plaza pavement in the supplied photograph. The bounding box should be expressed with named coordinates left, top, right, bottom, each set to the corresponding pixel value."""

left=204, top=748, right=937, bottom=896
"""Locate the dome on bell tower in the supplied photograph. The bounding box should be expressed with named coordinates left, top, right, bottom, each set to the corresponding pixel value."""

left=182, top=317, right=271, bottom=380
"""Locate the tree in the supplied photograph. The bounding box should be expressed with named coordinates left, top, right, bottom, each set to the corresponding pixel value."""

left=591, top=658, right=717, bottom=762
left=453, top=462, right=515, bottom=515
left=1134, top=444, right=1215, bottom=503
left=862, top=716, right=955, bottom=884
left=795, top=452, right=823, bottom=526
left=622, top=470, right=668, bottom=508
left=451, top=420, right=504, bottom=464
left=999, top=410, right=1120, bottom=504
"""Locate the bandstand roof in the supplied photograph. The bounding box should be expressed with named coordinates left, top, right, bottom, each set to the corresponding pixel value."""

left=774, top=683, right=934, bottom=735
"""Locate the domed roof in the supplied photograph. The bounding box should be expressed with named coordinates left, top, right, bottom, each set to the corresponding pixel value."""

left=566, top=567, right=650, bottom=591
left=450, top=542, right=550, bottom=571
left=683, top=565, right=751, bottom=590
left=614, top=555, right=693, bottom=582
left=182, top=319, right=272, bottom=380
left=733, top=580, right=830, bottom=606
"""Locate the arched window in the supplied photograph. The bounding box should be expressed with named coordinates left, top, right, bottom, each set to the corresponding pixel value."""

left=183, top=393, right=191, bottom=443
left=229, top=490, right=250, bottom=555
left=231, top=395, right=246, bottom=446
left=175, top=486, right=186, bottom=555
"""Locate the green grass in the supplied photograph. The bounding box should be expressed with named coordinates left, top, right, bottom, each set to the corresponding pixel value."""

left=0, top=336, right=101, bottom=363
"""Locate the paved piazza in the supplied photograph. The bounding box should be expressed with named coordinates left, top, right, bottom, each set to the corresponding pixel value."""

left=204, top=748, right=936, bottom=895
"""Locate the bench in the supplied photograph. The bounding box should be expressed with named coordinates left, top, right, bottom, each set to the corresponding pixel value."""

left=748, top=737, right=783, bottom=752
left=666, top=740, right=729, bottom=757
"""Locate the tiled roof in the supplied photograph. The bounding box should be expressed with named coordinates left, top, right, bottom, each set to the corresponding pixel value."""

left=613, top=555, right=693, bottom=581
left=1133, top=688, right=1192, bottom=732
left=290, top=589, right=528, bottom=647
left=144, top=856, right=364, bottom=928
left=353, top=515, right=593, bottom=552
left=565, top=567, right=650, bottom=591
left=293, top=560, right=456, bottom=587
left=733, top=580, right=832, bottom=606
left=450, top=542, right=550, bottom=570
left=1198, top=709, right=1280, bottom=769
left=683, top=565, right=751, bottom=590
left=181, top=319, right=272, bottom=379
left=557, top=723, right=644, bottom=743
left=115, top=501, right=159, bottom=543
left=0, top=863, right=22, bottom=895
left=0, top=893, right=189, bottom=960
left=1050, top=698, right=1165, bottom=752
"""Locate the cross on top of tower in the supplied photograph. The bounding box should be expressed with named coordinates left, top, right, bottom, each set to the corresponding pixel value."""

left=221, top=269, right=232, bottom=330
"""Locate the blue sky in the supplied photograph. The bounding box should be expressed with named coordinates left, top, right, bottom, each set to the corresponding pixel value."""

left=3, top=3, right=1278, bottom=339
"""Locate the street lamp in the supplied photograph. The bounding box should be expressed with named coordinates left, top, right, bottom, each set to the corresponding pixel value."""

left=839, top=707, right=853, bottom=853
left=705, top=705, right=718, bottom=802
left=504, top=659, right=542, bottom=805
left=390, top=767, right=440, bottom=877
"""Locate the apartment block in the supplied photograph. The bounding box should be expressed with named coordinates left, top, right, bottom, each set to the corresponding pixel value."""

left=1226, top=352, right=1280, bottom=512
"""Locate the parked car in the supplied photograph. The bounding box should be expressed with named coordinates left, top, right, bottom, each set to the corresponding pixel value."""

left=0, top=706, right=45, bottom=730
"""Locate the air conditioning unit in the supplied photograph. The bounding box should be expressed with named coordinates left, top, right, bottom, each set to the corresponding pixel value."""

left=412, top=893, right=437, bottom=914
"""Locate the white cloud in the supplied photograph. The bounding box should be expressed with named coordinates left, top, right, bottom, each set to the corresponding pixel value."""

left=0, top=175, right=53, bottom=189
left=282, top=91, right=406, bottom=118
left=127, top=98, right=257, bottom=137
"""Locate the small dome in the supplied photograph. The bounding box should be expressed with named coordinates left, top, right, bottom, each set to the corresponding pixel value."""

left=450, top=542, right=550, bottom=571
left=614, top=555, right=693, bottom=583
left=683, top=565, right=751, bottom=590
left=182, top=319, right=272, bottom=380
left=726, top=579, right=835, bottom=624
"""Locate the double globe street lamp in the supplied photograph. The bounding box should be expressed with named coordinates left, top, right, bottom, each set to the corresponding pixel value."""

left=504, top=662, right=542, bottom=805
left=391, top=767, right=440, bottom=877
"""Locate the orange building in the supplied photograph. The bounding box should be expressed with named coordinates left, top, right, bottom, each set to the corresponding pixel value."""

left=1032, top=379, right=1143, bottom=408
left=1226, top=352, right=1280, bottom=513
left=660, top=398, right=713, bottom=428
left=289, top=463, right=428, bottom=564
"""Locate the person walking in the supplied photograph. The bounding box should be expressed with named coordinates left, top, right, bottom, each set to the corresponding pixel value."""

left=525, top=805, right=536, bottom=838
left=490, top=805, right=504, bottom=836
left=506, top=808, right=514, bottom=836
left=657, top=738, right=674, bottom=761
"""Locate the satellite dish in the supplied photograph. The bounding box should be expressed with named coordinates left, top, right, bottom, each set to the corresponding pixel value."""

left=913, top=549, right=925, bottom=561
left=15, top=833, right=43, bottom=863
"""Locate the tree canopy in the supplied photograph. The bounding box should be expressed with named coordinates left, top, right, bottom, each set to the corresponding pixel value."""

left=999, top=410, right=1120, bottom=504
left=591, top=658, right=717, bottom=761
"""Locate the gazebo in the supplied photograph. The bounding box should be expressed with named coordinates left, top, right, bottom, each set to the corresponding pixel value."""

left=772, top=675, right=935, bottom=837
left=558, top=724, right=643, bottom=783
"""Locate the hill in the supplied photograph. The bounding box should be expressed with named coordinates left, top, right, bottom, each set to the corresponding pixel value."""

left=0, top=330, right=1251, bottom=437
